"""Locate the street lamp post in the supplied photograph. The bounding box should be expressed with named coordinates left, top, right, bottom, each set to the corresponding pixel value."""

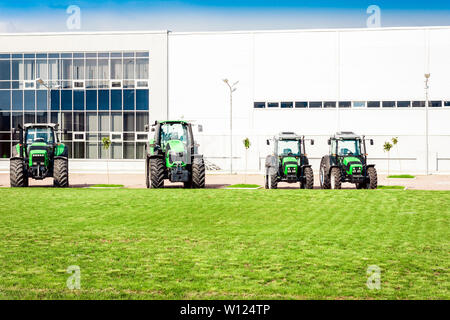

left=36, top=78, right=61, bottom=124
left=424, top=73, right=431, bottom=175
left=223, top=79, right=239, bottom=174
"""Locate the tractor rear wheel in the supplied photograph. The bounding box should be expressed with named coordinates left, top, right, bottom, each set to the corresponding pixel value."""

left=192, top=157, right=206, bottom=188
left=149, top=158, right=165, bottom=188
left=10, top=159, right=27, bottom=187
left=304, top=167, right=314, bottom=189
left=54, top=158, right=69, bottom=188
left=266, top=168, right=278, bottom=189
left=330, top=168, right=342, bottom=189
left=319, top=160, right=331, bottom=189
left=367, top=167, right=378, bottom=189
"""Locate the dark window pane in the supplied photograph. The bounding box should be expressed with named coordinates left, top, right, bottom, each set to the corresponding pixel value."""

left=36, top=90, right=47, bottom=111
left=61, top=90, right=73, bottom=110
left=124, top=90, right=134, bottom=110
left=397, top=101, right=411, bottom=108
left=36, top=112, right=48, bottom=123
left=253, top=102, right=265, bottom=109
left=339, top=101, right=351, bottom=108
left=74, top=112, right=85, bottom=131
left=62, top=112, right=73, bottom=131
left=12, top=91, right=23, bottom=111
left=309, top=102, right=322, bottom=108
left=136, top=90, right=149, bottom=110
left=136, top=112, right=148, bottom=132
left=0, top=60, right=11, bottom=80
left=24, top=54, right=35, bottom=59
left=295, top=102, right=308, bottom=108
left=0, top=82, right=10, bottom=89
left=111, top=90, right=122, bottom=110
left=412, top=101, right=425, bottom=108
left=124, top=142, right=135, bottom=159
left=51, top=112, right=61, bottom=127
left=281, top=102, right=293, bottom=108
left=136, top=142, right=145, bottom=159
left=382, top=101, right=395, bottom=108
left=73, top=142, right=85, bottom=159
left=11, top=60, right=20, bottom=80
left=0, top=142, right=10, bottom=158
left=12, top=54, right=23, bottom=59
left=24, top=112, right=35, bottom=124
left=431, top=101, right=442, bottom=107
left=12, top=112, right=23, bottom=130
left=136, top=52, right=149, bottom=58
left=86, top=90, right=97, bottom=110
left=0, top=54, right=10, bottom=58
left=367, top=101, right=380, bottom=108
left=444, top=101, right=450, bottom=107
left=324, top=101, right=336, bottom=108
left=0, top=90, right=11, bottom=110
left=0, top=112, right=10, bottom=131
left=267, top=102, right=279, bottom=108
left=74, top=90, right=85, bottom=111
left=98, top=90, right=109, bottom=110
left=123, top=112, right=135, bottom=132
left=51, top=90, right=60, bottom=110
left=24, top=91, right=35, bottom=110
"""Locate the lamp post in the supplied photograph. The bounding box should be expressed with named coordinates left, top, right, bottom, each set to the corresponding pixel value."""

left=36, top=79, right=61, bottom=126
left=424, top=73, right=431, bottom=175
left=223, top=79, right=239, bottom=174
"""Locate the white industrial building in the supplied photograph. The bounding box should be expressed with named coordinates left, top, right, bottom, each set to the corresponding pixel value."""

left=1, top=26, right=450, bottom=174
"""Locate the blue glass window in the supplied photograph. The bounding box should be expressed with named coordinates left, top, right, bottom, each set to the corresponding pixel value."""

left=51, top=90, right=60, bottom=110
left=36, top=90, right=47, bottom=111
left=0, top=60, right=11, bottom=80
left=12, top=90, right=23, bottom=111
left=111, top=90, right=122, bottom=110
left=136, top=90, right=149, bottom=111
left=24, top=91, right=35, bottom=111
left=86, top=90, right=97, bottom=110
left=0, top=90, right=11, bottom=110
left=98, top=90, right=109, bottom=110
left=61, top=90, right=73, bottom=110
left=74, top=90, right=85, bottom=111
left=123, top=90, right=134, bottom=110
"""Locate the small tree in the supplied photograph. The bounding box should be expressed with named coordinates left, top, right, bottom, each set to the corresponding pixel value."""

left=383, top=141, right=393, bottom=178
left=102, top=137, right=111, bottom=184
left=392, top=137, right=401, bottom=172
left=243, top=138, right=251, bottom=183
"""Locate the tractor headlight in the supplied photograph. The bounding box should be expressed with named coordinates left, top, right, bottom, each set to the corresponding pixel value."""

left=287, top=167, right=296, bottom=174
left=353, top=167, right=362, bottom=174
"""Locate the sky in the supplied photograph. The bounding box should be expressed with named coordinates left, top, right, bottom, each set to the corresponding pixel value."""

left=0, top=0, right=449, bottom=33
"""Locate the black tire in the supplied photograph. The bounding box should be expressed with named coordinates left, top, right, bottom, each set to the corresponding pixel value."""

left=145, top=157, right=150, bottom=188
left=268, top=167, right=278, bottom=189
left=304, top=167, right=314, bottom=189
left=367, top=167, right=378, bottom=189
left=53, top=158, right=69, bottom=188
left=192, top=157, right=206, bottom=189
left=319, top=158, right=331, bottom=189
left=330, top=168, right=342, bottom=189
left=10, top=159, right=27, bottom=187
left=149, top=158, right=165, bottom=189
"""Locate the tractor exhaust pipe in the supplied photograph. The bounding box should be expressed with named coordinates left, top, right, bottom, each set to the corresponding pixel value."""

left=18, top=124, right=24, bottom=158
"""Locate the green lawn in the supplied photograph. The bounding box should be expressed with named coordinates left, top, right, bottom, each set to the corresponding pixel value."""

left=0, top=188, right=448, bottom=300
left=388, top=175, right=416, bottom=179
left=226, top=184, right=261, bottom=189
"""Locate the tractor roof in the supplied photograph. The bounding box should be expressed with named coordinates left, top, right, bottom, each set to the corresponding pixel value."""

left=275, top=132, right=303, bottom=140
left=158, top=120, right=189, bottom=125
left=332, top=131, right=361, bottom=140
left=23, top=123, right=58, bottom=129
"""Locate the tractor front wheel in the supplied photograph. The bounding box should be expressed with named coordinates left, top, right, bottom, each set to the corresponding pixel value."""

left=192, top=157, right=206, bottom=189
left=367, top=167, right=378, bottom=189
left=149, top=158, right=165, bottom=188
left=304, top=167, right=314, bottom=189
left=53, top=158, right=69, bottom=188
left=320, top=163, right=331, bottom=189
left=10, top=159, right=28, bottom=187
left=330, top=168, right=342, bottom=189
left=265, top=168, right=278, bottom=189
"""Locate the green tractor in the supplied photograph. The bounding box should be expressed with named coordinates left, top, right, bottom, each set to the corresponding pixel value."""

left=265, top=132, right=315, bottom=189
left=145, top=120, right=206, bottom=189
left=319, top=132, right=377, bottom=189
left=10, top=123, right=69, bottom=187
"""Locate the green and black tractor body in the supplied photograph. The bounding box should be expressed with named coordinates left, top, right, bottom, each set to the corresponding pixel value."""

left=319, top=132, right=377, bottom=189
left=145, top=120, right=206, bottom=188
left=265, top=132, right=314, bottom=189
left=10, top=123, right=69, bottom=187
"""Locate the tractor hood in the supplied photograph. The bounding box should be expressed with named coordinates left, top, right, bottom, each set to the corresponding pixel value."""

left=342, top=156, right=363, bottom=175
left=166, top=139, right=188, bottom=167
left=28, top=142, right=50, bottom=167
left=282, top=156, right=298, bottom=175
